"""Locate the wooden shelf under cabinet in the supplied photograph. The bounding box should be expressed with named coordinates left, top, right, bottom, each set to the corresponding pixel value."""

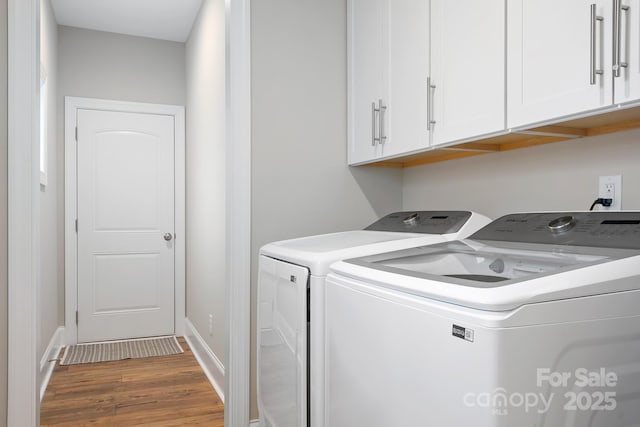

left=364, top=106, right=640, bottom=168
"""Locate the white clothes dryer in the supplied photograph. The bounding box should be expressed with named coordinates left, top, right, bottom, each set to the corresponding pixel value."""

left=325, top=211, right=640, bottom=427
left=256, top=211, right=491, bottom=427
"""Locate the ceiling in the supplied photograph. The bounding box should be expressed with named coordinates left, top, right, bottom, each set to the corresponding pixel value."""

left=51, top=0, right=204, bottom=43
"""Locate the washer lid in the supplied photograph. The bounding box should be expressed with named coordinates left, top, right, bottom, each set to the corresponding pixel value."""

left=339, top=239, right=640, bottom=310
left=346, top=240, right=628, bottom=288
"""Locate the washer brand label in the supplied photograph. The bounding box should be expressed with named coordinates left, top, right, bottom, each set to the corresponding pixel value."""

left=452, top=324, right=474, bottom=342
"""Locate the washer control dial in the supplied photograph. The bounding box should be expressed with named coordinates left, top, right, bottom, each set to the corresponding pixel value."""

left=548, top=215, right=576, bottom=234
left=403, top=212, right=420, bottom=226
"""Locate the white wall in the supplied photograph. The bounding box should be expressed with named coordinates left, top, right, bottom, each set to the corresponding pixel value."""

left=38, top=0, right=58, bottom=362
left=403, top=130, right=640, bottom=218
left=184, top=0, right=226, bottom=362
left=0, top=0, right=7, bottom=422
left=250, top=0, right=402, bottom=418
left=57, top=26, right=186, bottom=106
left=57, top=27, right=186, bottom=341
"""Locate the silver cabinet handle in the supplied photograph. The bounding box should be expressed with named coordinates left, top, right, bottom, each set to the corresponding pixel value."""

left=427, top=77, right=436, bottom=131
left=371, top=102, right=378, bottom=146
left=378, top=99, right=387, bottom=145
left=427, top=76, right=431, bottom=131
left=614, top=0, right=620, bottom=77
left=621, top=3, right=631, bottom=73
left=613, top=0, right=630, bottom=77
left=163, top=233, right=173, bottom=241
left=591, top=4, right=604, bottom=85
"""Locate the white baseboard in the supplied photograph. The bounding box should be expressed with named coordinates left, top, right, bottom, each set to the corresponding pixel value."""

left=40, top=326, right=64, bottom=401
left=249, top=420, right=260, bottom=427
left=184, top=318, right=225, bottom=403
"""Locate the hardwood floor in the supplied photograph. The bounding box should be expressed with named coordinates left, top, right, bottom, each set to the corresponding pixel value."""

left=40, top=337, right=224, bottom=426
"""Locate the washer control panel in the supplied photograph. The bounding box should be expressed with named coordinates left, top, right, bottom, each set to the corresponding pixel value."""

left=471, top=212, right=640, bottom=249
left=365, top=211, right=473, bottom=234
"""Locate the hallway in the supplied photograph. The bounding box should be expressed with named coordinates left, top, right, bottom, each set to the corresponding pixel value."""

left=40, top=338, right=224, bottom=426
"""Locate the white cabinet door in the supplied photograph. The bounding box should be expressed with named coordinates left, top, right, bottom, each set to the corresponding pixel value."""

left=430, top=0, right=505, bottom=146
left=384, top=0, right=430, bottom=157
left=615, top=0, right=640, bottom=104
left=508, top=0, right=613, bottom=128
left=348, top=0, right=389, bottom=165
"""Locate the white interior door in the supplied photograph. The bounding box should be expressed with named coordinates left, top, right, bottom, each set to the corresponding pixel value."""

left=77, top=108, right=175, bottom=343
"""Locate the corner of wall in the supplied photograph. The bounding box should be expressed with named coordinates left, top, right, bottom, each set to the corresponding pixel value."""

left=183, top=318, right=225, bottom=403
left=39, top=327, right=64, bottom=402
left=184, top=0, right=227, bottom=370
left=38, top=0, right=61, bottom=365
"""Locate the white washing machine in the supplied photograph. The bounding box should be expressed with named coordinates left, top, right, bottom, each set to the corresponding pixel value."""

left=256, top=211, right=491, bottom=427
left=324, top=212, right=640, bottom=427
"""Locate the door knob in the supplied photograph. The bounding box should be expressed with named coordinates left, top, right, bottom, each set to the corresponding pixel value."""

left=163, top=233, right=173, bottom=241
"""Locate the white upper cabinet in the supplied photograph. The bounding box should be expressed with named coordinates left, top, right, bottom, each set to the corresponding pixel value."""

left=508, top=0, right=614, bottom=128
left=348, top=0, right=506, bottom=164
left=346, top=0, right=640, bottom=167
left=347, top=0, right=389, bottom=165
left=348, top=0, right=431, bottom=164
left=430, top=0, right=506, bottom=146
left=614, top=0, right=640, bottom=104
left=384, top=0, right=431, bottom=157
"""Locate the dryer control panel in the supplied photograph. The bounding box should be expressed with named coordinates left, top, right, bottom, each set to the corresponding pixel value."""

left=365, top=211, right=472, bottom=234
left=471, top=212, right=640, bottom=249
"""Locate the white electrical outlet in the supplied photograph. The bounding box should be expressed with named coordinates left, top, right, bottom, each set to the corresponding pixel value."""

left=208, top=314, right=214, bottom=336
left=598, top=175, right=623, bottom=210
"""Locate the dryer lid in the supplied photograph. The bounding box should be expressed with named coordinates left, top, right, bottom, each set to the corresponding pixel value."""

left=259, top=211, right=491, bottom=276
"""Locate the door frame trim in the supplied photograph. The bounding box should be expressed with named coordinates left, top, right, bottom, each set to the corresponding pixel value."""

left=64, top=96, right=186, bottom=345
left=225, top=0, right=252, bottom=424
left=7, top=0, right=40, bottom=423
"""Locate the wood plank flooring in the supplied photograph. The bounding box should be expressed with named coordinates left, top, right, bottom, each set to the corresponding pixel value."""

left=40, top=337, right=224, bottom=426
